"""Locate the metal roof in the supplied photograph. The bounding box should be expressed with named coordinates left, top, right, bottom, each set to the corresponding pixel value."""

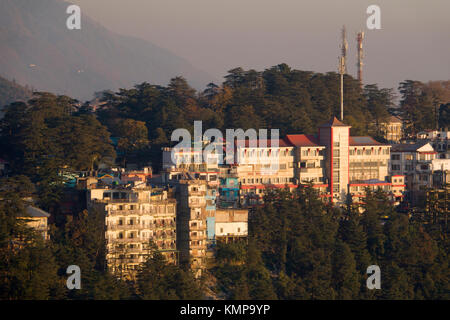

left=349, top=136, right=383, bottom=146
left=285, top=134, right=320, bottom=147
left=25, top=206, right=50, bottom=218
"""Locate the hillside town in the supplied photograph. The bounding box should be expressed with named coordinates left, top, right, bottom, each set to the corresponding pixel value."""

left=1, top=0, right=449, bottom=303
left=4, top=115, right=448, bottom=281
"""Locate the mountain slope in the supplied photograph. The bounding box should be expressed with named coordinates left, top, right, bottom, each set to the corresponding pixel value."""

left=0, top=75, right=33, bottom=109
left=0, top=0, right=215, bottom=100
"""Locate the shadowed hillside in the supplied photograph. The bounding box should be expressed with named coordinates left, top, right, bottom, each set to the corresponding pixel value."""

left=0, top=0, right=215, bottom=100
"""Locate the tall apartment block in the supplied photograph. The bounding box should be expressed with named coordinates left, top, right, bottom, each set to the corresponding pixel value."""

left=87, top=185, right=177, bottom=280
left=174, top=179, right=208, bottom=277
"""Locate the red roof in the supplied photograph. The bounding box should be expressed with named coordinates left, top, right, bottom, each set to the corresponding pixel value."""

left=235, top=138, right=292, bottom=148
left=285, top=134, right=319, bottom=147
left=349, top=136, right=383, bottom=146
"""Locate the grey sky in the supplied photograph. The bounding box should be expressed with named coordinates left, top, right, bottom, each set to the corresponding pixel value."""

left=69, top=0, right=449, bottom=92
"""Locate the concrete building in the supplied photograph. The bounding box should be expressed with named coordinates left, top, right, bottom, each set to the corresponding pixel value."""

left=390, top=142, right=438, bottom=192
left=87, top=185, right=177, bottom=280
left=229, top=117, right=396, bottom=205
left=215, top=209, right=248, bottom=243
left=416, top=129, right=450, bottom=159
left=19, top=206, right=51, bottom=241
left=218, top=177, right=240, bottom=208
left=228, top=138, right=296, bottom=205
left=379, top=115, right=403, bottom=143
left=174, top=179, right=208, bottom=277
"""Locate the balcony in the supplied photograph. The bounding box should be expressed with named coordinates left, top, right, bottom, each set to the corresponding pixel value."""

left=189, top=191, right=206, bottom=197
left=190, top=224, right=207, bottom=231
left=110, top=238, right=141, bottom=243
left=108, top=224, right=141, bottom=231
left=190, top=234, right=206, bottom=240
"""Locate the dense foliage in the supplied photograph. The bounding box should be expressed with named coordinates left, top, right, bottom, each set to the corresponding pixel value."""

left=0, top=65, right=448, bottom=300
left=0, top=176, right=202, bottom=300
left=213, top=187, right=449, bottom=300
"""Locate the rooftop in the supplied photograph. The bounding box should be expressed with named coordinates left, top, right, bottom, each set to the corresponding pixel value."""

left=25, top=206, right=50, bottom=218
left=285, top=134, right=320, bottom=147
left=391, top=141, right=430, bottom=152
left=235, top=138, right=292, bottom=148
left=319, top=117, right=350, bottom=127
left=349, top=136, right=384, bottom=146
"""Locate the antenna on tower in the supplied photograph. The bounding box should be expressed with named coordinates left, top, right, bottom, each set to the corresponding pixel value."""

left=340, top=25, right=348, bottom=74
left=338, top=25, right=347, bottom=121
left=356, top=31, right=365, bottom=87
left=338, top=56, right=345, bottom=121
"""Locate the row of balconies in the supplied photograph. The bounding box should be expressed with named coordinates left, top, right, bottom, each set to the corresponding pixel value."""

left=108, top=209, right=176, bottom=216
left=107, top=222, right=175, bottom=230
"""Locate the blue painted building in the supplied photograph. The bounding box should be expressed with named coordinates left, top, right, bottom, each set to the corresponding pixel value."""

left=205, top=187, right=217, bottom=244
left=218, top=177, right=240, bottom=208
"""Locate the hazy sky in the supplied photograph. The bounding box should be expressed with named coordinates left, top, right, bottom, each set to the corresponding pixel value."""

left=69, top=0, right=449, bottom=92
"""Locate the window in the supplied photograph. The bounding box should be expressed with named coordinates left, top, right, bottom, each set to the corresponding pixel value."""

left=391, top=164, right=400, bottom=171
left=391, top=154, right=400, bottom=161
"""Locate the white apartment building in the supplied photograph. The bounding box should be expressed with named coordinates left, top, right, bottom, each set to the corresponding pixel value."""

left=390, top=142, right=439, bottom=191
left=416, top=129, right=450, bottom=159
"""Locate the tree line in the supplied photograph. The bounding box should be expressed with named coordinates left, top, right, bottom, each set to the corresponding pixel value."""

left=213, top=187, right=449, bottom=300
left=0, top=64, right=448, bottom=299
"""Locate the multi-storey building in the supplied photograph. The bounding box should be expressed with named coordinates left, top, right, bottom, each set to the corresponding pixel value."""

left=175, top=179, right=208, bottom=277
left=162, top=145, right=220, bottom=173
left=87, top=185, right=177, bottom=280
left=379, top=115, right=403, bottom=143
left=229, top=117, right=400, bottom=205
left=390, top=142, right=438, bottom=191
left=416, top=129, right=450, bottom=159
left=217, top=177, right=240, bottom=208
left=230, top=138, right=296, bottom=205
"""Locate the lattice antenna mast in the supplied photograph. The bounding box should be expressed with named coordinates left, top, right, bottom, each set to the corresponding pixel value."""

left=357, top=31, right=365, bottom=87
left=338, top=56, right=345, bottom=121
left=340, top=25, right=348, bottom=74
